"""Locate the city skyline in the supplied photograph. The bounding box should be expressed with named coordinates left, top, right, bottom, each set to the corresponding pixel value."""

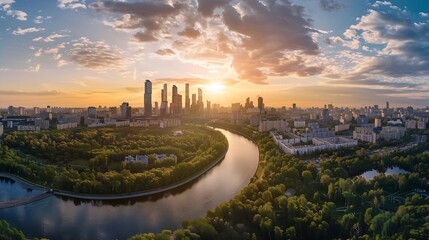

left=1, top=1, right=429, bottom=107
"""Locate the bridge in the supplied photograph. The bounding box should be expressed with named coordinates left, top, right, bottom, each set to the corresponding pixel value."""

left=0, top=192, right=52, bottom=209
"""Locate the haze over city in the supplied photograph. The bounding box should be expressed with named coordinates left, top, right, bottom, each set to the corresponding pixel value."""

left=1, top=0, right=429, bottom=107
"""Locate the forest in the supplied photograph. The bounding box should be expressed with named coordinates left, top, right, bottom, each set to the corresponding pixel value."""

left=0, top=126, right=228, bottom=194
left=129, top=122, right=429, bottom=240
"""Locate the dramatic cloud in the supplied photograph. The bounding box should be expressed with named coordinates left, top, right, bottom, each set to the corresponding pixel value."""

left=91, top=0, right=324, bottom=84
left=0, top=0, right=15, bottom=5
left=155, top=48, right=175, bottom=56
left=347, top=10, right=429, bottom=78
left=12, top=27, right=45, bottom=35
left=196, top=0, right=230, bottom=16
left=69, top=37, right=126, bottom=70
left=58, top=0, right=86, bottom=10
left=320, top=0, right=344, bottom=11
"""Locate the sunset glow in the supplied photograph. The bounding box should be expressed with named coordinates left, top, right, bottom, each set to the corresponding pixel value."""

left=0, top=0, right=428, bottom=108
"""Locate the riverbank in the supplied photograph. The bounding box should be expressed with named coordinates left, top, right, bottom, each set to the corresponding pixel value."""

left=0, top=144, right=228, bottom=200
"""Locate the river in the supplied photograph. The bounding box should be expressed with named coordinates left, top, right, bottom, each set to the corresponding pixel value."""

left=0, top=128, right=259, bottom=240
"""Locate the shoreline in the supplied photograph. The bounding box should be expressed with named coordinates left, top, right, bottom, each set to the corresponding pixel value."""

left=0, top=141, right=229, bottom=201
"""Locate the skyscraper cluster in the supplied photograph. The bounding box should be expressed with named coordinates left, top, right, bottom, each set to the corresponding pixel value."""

left=143, top=80, right=205, bottom=117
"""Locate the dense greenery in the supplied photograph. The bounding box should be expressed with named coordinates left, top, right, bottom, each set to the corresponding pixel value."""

left=0, top=126, right=228, bottom=194
left=129, top=123, right=429, bottom=240
left=0, top=220, right=25, bottom=240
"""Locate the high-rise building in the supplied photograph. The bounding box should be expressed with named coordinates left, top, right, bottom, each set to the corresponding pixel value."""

left=185, top=83, right=190, bottom=114
left=258, top=97, right=264, bottom=112
left=18, top=107, right=25, bottom=116
left=322, top=108, right=329, bottom=123
left=177, top=94, right=182, bottom=114
left=386, top=101, right=390, bottom=109
left=292, top=103, right=297, bottom=110
left=88, top=107, right=97, bottom=119
left=8, top=106, right=14, bottom=115
left=121, top=102, right=129, bottom=119
left=171, top=85, right=178, bottom=115
left=33, top=107, right=40, bottom=115
left=162, top=84, right=168, bottom=102
left=206, top=101, right=211, bottom=113
left=191, top=93, right=197, bottom=113
left=154, top=101, right=159, bottom=115
left=144, top=80, right=152, bottom=117
left=197, top=88, right=203, bottom=113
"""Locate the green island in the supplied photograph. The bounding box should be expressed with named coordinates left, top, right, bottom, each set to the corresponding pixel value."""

left=0, top=125, right=228, bottom=194
left=127, top=122, right=429, bottom=240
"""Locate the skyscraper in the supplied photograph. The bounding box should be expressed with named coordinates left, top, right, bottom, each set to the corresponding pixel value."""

left=144, top=80, right=152, bottom=117
left=258, top=97, right=264, bottom=112
left=162, top=84, right=168, bottom=102
left=191, top=93, right=197, bottom=113
left=386, top=101, right=390, bottom=109
left=197, top=88, right=203, bottom=113
left=172, top=85, right=178, bottom=115
left=185, top=83, right=190, bottom=114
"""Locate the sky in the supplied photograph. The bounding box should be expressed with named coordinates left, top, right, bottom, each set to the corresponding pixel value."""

left=1, top=0, right=429, bottom=108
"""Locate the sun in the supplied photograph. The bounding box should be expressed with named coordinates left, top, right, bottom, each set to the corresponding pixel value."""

left=206, top=83, right=225, bottom=93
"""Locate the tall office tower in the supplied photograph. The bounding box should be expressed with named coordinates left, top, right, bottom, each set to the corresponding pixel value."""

left=121, top=102, right=129, bottom=119
left=197, top=88, right=203, bottom=113
left=34, top=107, right=40, bottom=115
left=177, top=94, right=183, bottom=114
left=18, top=107, right=25, bottom=116
left=172, top=85, right=178, bottom=115
left=322, top=108, right=330, bottom=123
left=144, top=80, right=152, bottom=117
left=292, top=103, right=297, bottom=110
left=206, top=101, right=211, bottom=113
left=185, top=83, right=190, bottom=114
left=154, top=101, right=159, bottom=115
left=46, top=105, right=52, bottom=113
left=258, top=97, right=264, bottom=112
left=386, top=101, right=389, bottom=109
left=191, top=93, right=197, bottom=113
left=162, top=84, right=168, bottom=102
left=8, top=106, right=14, bottom=115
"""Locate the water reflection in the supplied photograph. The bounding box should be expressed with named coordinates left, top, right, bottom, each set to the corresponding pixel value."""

left=0, top=129, right=259, bottom=240
left=360, top=167, right=409, bottom=180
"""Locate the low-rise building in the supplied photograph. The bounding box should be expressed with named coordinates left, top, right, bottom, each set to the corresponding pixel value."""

left=0, top=125, right=3, bottom=136
left=17, top=125, right=41, bottom=131
left=405, top=119, right=417, bottom=129
left=335, top=124, right=350, bottom=132
left=272, top=132, right=357, bottom=155
left=294, top=120, right=306, bottom=128
left=160, top=118, right=181, bottom=128
left=353, top=127, right=377, bottom=144
left=418, top=121, right=427, bottom=130
left=57, top=122, right=78, bottom=130
left=259, top=120, right=289, bottom=132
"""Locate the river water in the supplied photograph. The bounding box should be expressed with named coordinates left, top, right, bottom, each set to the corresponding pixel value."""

left=0, top=129, right=259, bottom=240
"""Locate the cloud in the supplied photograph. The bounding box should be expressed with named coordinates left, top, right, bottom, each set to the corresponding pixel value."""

left=2, top=4, right=27, bottom=21
left=43, top=33, right=68, bottom=42
left=124, top=87, right=142, bottom=93
left=178, top=27, right=201, bottom=38
left=69, top=37, right=126, bottom=70
left=27, top=64, right=41, bottom=72
left=0, top=90, right=62, bottom=96
left=320, top=0, right=345, bottom=11
left=347, top=10, right=429, bottom=78
left=155, top=48, right=175, bottom=56
left=58, top=0, right=86, bottom=9
left=33, top=15, right=52, bottom=24
left=328, top=79, right=420, bottom=89
left=419, top=12, right=428, bottom=18
left=196, top=0, right=230, bottom=16
left=0, top=0, right=15, bottom=5
left=12, top=27, right=45, bottom=35
left=92, top=0, right=323, bottom=84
